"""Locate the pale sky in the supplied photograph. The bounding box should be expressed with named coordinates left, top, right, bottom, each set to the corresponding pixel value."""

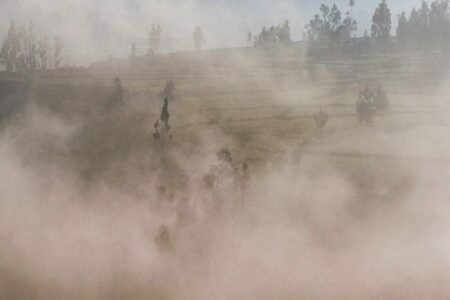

left=0, top=0, right=422, bottom=65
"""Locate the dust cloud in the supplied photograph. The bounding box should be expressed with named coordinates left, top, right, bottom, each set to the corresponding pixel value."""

left=1, top=0, right=450, bottom=299
left=1, top=89, right=450, bottom=299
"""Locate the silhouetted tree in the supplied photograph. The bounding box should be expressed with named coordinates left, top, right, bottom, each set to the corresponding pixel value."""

left=397, top=11, right=409, bottom=44
left=356, top=90, right=376, bottom=124
left=1, top=21, right=63, bottom=72
left=254, top=20, right=292, bottom=48
left=305, top=4, right=357, bottom=43
left=356, top=84, right=389, bottom=124
left=130, top=42, right=136, bottom=59
left=154, top=224, right=172, bottom=251
left=396, top=0, right=450, bottom=50
left=148, top=24, right=162, bottom=54
left=279, top=20, right=292, bottom=45
left=21, top=24, right=38, bottom=72
left=109, top=77, right=125, bottom=109
left=371, top=0, right=392, bottom=42
left=154, top=98, right=171, bottom=154
left=350, top=0, right=355, bottom=10
left=314, top=108, right=329, bottom=130
left=193, top=26, right=204, bottom=50
left=159, top=79, right=177, bottom=103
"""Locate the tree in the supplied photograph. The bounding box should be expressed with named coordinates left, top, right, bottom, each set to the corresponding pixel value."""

left=279, top=20, right=291, bottom=44
left=247, top=32, right=253, bottom=45
left=193, top=26, right=204, bottom=50
left=356, top=87, right=376, bottom=124
left=37, top=35, right=49, bottom=70
left=1, top=21, right=64, bottom=72
left=159, top=79, right=177, bottom=103
left=395, top=0, right=450, bottom=50
left=305, top=4, right=357, bottom=43
left=154, top=224, right=172, bottom=251
left=430, top=0, right=450, bottom=48
left=148, top=24, right=162, bottom=54
left=350, top=0, right=355, bottom=10
left=0, top=22, right=21, bottom=72
left=356, top=85, right=389, bottom=124
left=109, top=77, right=125, bottom=110
left=342, top=13, right=358, bottom=40
left=153, top=98, right=171, bottom=154
left=314, top=108, right=329, bottom=130
left=254, top=20, right=292, bottom=48
left=373, top=85, right=389, bottom=112
left=371, top=0, right=392, bottom=41
left=397, top=11, right=409, bottom=44
left=130, top=42, right=136, bottom=59
left=53, top=35, right=64, bottom=69
left=22, top=24, right=38, bottom=72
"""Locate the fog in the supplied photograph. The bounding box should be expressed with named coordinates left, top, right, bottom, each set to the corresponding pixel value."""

left=1, top=0, right=450, bottom=299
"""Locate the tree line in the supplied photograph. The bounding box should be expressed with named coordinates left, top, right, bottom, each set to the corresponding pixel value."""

left=397, top=0, right=450, bottom=50
left=252, top=20, right=291, bottom=48
left=0, top=22, right=64, bottom=72
left=138, top=1, right=450, bottom=54
left=305, top=2, right=357, bottom=44
left=304, top=0, right=450, bottom=51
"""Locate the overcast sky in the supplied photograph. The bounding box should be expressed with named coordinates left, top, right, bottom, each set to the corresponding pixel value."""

left=0, top=0, right=422, bottom=65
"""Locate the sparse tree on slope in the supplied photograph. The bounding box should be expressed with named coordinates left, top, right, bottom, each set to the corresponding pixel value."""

left=159, top=79, right=177, bottom=103
left=108, top=77, right=125, bottom=110
left=154, top=98, right=171, bottom=155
